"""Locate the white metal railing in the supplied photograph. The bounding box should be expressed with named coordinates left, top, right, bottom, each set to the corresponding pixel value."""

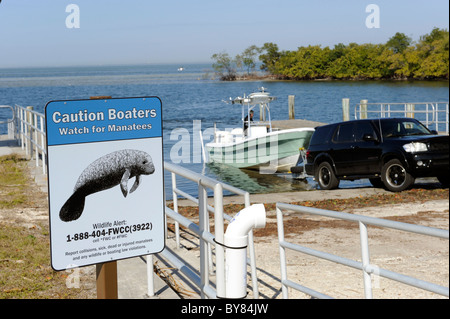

left=354, top=102, right=449, bottom=134
left=1, top=105, right=18, bottom=141
left=276, top=202, right=449, bottom=299
left=7, top=105, right=47, bottom=174
left=1, top=105, right=15, bottom=130
left=147, top=162, right=260, bottom=299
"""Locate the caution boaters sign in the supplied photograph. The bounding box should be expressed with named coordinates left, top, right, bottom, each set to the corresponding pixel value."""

left=45, top=97, right=165, bottom=271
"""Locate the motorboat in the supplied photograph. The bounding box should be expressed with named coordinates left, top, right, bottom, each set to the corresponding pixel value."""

left=205, top=88, right=314, bottom=173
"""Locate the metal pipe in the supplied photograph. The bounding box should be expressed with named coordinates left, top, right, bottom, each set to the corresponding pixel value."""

left=224, top=204, right=266, bottom=298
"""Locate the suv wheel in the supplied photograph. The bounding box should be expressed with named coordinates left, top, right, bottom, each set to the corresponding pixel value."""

left=381, top=159, right=414, bottom=192
left=316, top=162, right=339, bottom=190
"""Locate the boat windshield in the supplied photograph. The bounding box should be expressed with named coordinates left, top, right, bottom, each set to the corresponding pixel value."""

left=380, top=119, right=432, bottom=138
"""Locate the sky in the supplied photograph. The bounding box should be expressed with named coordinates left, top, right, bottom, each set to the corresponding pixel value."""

left=0, top=0, right=448, bottom=68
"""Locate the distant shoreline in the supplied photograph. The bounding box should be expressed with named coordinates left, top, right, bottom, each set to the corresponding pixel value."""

left=215, top=73, right=450, bottom=82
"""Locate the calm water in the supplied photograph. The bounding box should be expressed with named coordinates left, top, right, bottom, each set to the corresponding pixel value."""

left=1, top=64, right=448, bottom=197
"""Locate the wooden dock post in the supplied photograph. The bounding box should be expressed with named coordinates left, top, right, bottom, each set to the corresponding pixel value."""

left=360, top=99, right=368, bottom=119
left=288, top=95, right=295, bottom=119
left=406, top=103, right=415, bottom=118
left=342, top=98, right=350, bottom=121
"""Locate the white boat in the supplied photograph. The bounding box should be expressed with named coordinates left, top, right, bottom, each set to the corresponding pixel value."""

left=205, top=88, right=315, bottom=173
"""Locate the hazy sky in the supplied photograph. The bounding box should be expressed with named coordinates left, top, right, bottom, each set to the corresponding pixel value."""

left=0, top=0, right=448, bottom=68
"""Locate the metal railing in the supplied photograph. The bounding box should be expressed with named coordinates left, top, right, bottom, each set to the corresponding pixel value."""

left=6, top=105, right=47, bottom=174
left=276, top=202, right=449, bottom=299
left=147, top=162, right=260, bottom=299
left=1, top=105, right=16, bottom=140
left=0, top=105, right=15, bottom=124
left=355, top=102, right=449, bottom=134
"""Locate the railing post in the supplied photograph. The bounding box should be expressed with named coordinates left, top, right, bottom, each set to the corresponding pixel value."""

left=171, top=172, right=180, bottom=249
left=214, top=183, right=226, bottom=299
left=33, top=113, right=38, bottom=167
left=40, top=116, right=46, bottom=174
left=446, top=103, right=449, bottom=134
left=359, top=221, right=373, bottom=299
left=198, top=181, right=209, bottom=298
left=276, top=206, right=289, bottom=299
left=19, top=108, right=24, bottom=149
left=146, top=254, right=155, bottom=297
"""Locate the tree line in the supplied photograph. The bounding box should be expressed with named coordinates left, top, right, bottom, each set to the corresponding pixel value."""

left=211, top=28, right=449, bottom=81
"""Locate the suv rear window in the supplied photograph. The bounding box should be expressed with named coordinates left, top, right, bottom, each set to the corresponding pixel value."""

left=310, top=125, right=334, bottom=145
left=334, top=123, right=354, bottom=143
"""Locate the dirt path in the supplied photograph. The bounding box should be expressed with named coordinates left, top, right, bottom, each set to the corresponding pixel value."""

left=251, top=199, right=448, bottom=299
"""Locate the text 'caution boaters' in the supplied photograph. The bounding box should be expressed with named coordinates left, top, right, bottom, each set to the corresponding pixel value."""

left=45, top=97, right=164, bottom=271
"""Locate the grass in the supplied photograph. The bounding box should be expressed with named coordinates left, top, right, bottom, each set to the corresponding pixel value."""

left=0, top=221, right=95, bottom=299
left=0, top=154, right=95, bottom=299
left=0, top=154, right=28, bottom=208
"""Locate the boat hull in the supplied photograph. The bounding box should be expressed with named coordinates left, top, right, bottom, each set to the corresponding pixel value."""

left=205, top=128, right=314, bottom=173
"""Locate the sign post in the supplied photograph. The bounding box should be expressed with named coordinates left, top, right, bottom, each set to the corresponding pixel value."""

left=96, top=261, right=118, bottom=299
left=45, top=96, right=165, bottom=298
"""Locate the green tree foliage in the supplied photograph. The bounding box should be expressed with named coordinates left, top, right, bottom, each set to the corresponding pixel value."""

left=212, top=28, right=448, bottom=81
left=236, top=45, right=263, bottom=75
left=259, top=42, right=281, bottom=74
left=386, top=32, right=412, bottom=54
left=211, top=51, right=237, bottom=81
left=415, top=28, right=449, bottom=79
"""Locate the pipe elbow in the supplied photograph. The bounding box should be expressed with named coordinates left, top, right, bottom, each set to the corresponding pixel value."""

left=224, top=204, right=266, bottom=247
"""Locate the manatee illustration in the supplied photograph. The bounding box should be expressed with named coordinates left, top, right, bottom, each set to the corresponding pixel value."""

left=59, top=149, right=155, bottom=222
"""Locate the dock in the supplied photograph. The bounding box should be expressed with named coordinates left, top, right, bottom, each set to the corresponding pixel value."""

left=272, top=118, right=326, bottom=130
left=0, top=134, right=22, bottom=156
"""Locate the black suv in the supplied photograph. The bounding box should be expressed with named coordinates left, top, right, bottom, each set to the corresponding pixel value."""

left=305, top=118, right=449, bottom=192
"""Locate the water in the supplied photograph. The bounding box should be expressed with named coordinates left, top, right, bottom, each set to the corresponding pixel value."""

left=1, top=64, right=448, bottom=197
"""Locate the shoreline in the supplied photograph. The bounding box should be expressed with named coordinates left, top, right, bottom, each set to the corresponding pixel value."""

left=215, top=73, right=450, bottom=82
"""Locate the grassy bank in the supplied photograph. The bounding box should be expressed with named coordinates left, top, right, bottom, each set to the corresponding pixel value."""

left=0, top=154, right=95, bottom=299
left=0, top=155, right=28, bottom=209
